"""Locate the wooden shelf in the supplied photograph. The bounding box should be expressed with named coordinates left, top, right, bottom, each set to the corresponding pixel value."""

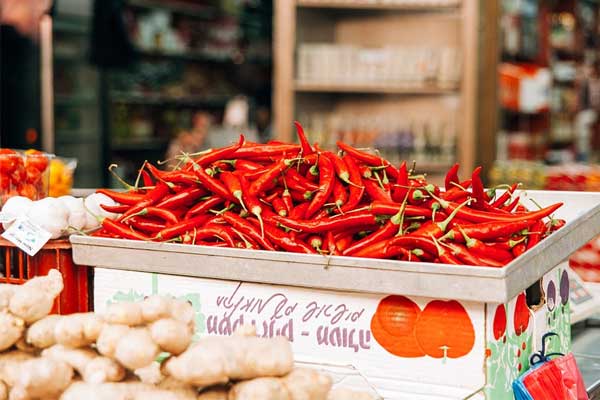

left=295, top=81, right=459, bottom=94
left=296, top=0, right=460, bottom=11
left=135, top=48, right=270, bottom=66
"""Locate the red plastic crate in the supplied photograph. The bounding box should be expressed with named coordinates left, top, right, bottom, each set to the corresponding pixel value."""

left=0, top=238, right=92, bottom=314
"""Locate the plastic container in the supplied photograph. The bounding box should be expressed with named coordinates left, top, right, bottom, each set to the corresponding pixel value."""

left=0, top=238, right=92, bottom=314
left=0, top=149, right=53, bottom=207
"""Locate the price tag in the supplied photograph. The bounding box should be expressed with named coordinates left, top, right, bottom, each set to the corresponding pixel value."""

left=0, top=212, right=16, bottom=224
left=1, top=216, right=52, bottom=256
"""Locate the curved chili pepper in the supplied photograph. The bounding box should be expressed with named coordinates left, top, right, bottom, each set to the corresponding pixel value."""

left=249, top=157, right=293, bottom=196
left=444, top=163, right=460, bottom=191
left=191, top=226, right=236, bottom=247
left=233, top=143, right=300, bottom=159
left=305, top=155, right=335, bottom=219
left=503, top=196, right=521, bottom=212
left=140, top=170, right=153, bottom=187
left=323, top=231, right=338, bottom=255
left=289, top=202, right=310, bottom=220
left=340, top=155, right=365, bottom=212
left=343, top=219, right=398, bottom=256
left=270, top=211, right=379, bottom=233
left=512, top=242, right=527, bottom=258
left=123, top=206, right=179, bottom=225
left=272, top=197, right=288, bottom=217
left=185, top=196, right=225, bottom=218
left=444, top=219, right=534, bottom=242
left=227, top=159, right=264, bottom=172
left=308, top=235, right=323, bottom=251
left=336, top=141, right=399, bottom=180
left=386, top=235, right=438, bottom=256
left=96, top=189, right=145, bottom=205
left=250, top=219, right=315, bottom=254
left=440, top=178, right=472, bottom=201
left=331, top=179, right=348, bottom=211
left=102, top=218, right=150, bottom=241
left=100, top=204, right=130, bottom=214
left=221, top=212, right=275, bottom=251
left=410, top=199, right=470, bottom=238
left=362, top=175, right=393, bottom=203
left=155, top=215, right=211, bottom=241
left=470, top=166, right=487, bottom=210
left=285, top=168, right=319, bottom=192
left=369, top=201, right=434, bottom=218
left=184, top=135, right=245, bottom=170
left=444, top=201, right=562, bottom=224
left=526, top=220, right=546, bottom=250
left=294, top=121, right=315, bottom=156
left=328, top=152, right=353, bottom=185
left=391, top=161, right=409, bottom=202
left=190, top=162, right=236, bottom=202
left=155, top=187, right=206, bottom=210
left=491, top=183, right=519, bottom=208
left=351, top=239, right=392, bottom=258
left=442, top=242, right=489, bottom=266
left=127, top=217, right=167, bottom=234
left=119, top=181, right=172, bottom=220
left=220, top=171, right=247, bottom=210
left=237, top=172, right=269, bottom=236
left=281, top=189, right=293, bottom=214
left=456, top=226, right=513, bottom=262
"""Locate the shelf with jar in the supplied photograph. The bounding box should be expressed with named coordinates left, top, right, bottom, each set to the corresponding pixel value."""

left=274, top=0, right=481, bottom=176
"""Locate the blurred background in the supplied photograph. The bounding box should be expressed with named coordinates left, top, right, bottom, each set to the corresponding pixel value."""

left=1, top=0, right=600, bottom=193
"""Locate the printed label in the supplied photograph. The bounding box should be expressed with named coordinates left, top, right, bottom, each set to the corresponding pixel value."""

left=1, top=216, right=52, bottom=256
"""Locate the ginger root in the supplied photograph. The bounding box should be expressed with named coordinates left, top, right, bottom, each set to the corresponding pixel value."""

left=149, top=318, right=192, bottom=356
left=54, top=312, right=104, bottom=348
left=8, top=270, right=63, bottom=324
left=42, top=345, right=124, bottom=384
left=196, top=388, right=228, bottom=400
left=25, top=315, right=61, bottom=349
left=0, top=313, right=24, bottom=352
left=9, top=356, right=73, bottom=399
left=104, top=302, right=144, bottom=326
left=114, top=327, right=160, bottom=370
left=165, top=335, right=293, bottom=387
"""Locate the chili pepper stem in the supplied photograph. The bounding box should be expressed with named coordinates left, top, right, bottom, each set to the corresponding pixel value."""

left=133, top=160, right=148, bottom=191
left=437, top=198, right=472, bottom=232
left=108, top=164, right=135, bottom=191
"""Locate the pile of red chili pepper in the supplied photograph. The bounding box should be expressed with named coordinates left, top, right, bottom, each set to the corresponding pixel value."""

left=92, top=122, right=565, bottom=267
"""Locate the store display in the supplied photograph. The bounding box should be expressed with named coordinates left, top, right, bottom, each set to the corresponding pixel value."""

left=300, top=112, right=456, bottom=165
left=0, top=270, right=374, bottom=399
left=0, top=149, right=51, bottom=206
left=85, top=125, right=564, bottom=268
left=297, top=44, right=461, bottom=89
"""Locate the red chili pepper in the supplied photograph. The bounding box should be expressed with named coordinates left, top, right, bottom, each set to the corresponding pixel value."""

left=456, top=226, right=513, bottom=262
left=343, top=219, right=397, bottom=256
left=440, top=178, right=472, bottom=201
left=430, top=236, right=461, bottom=265
left=335, top=233, right=354, bottom=253
left=96, top=189, right=145, bottom=205
left=391, top=161, right=409, bottom=202
left=328, top=152, right=353, bottom=186
left=547, top=218, right=566, bottom=232
left=362, top=174, right=393, bottom=203
left=237, top=172, right=268, bottom=236
left=184, top=196, right=225, bottom=219
left=351, top=239, right=392, bottom=258
left=330, top=179, right=348, bottom=211
left=249, top=157, right=294, bottom=196
left=386, top=235, right=438, bottom=256
left=369, top=201, right=434, bottom=218
left=185, top=135, right=245, bottom=169
left=102, top=218, right=150, bottom=241
left=220, top=171, right=247, bottom=211
left=503, top=196, right=521, bottom=212
left=340, top=155, right=365, bottom=212
left=270, top=211, right=379, bottom=233
left=120, top=181, right=172, bottom=220
left=444, top=163, right=460, bottom=191
left=228, top=159, right=264, bottom=172
left=221, top=212, right=275, bottom=251
left=272, top=197, right=288, bottom=217
left=233, top=143, right=300, bottom=159
left=127, top=217, right=167, bottom=234
left=285, top=168, right=319, bottom=192
left=190, top=161, right=236, bottom=203
left=410, top=199, right=470, bottom=238
left=305, top=155, right=335, bottom=219
left=445, top=201, right=562, bottom=224
left=443, top=219, right=534, bottom=242
left=294, top=121, right=315, bottom=156
left=155, top=187, right=206, bottom=210
left=324, top=230, right=339, bottom=255
left=308, top=235, right=323, bottom=252
left=336, top=141, right=399, bottom=180
left=140, top=170, right=153, bottom=187
left=251, top=219, right=315, bottom=254
left=100, top=204, right=130, bottom=214
left=526, top=220, right=546, bottom=250
left=512, top=242, right=527, bottom=258
left=281, top=189, right=293, bottom=213
left=123, top=206, right=179, bottom=225
left=470, top=166, right=488, bottom=209
left=491, top=183, right=519, bottom=208
left=155, top=215, right=211, bottom=241
left=190, top=226, right=236, bottom=247
left=289, top=202, right=310, bottom=220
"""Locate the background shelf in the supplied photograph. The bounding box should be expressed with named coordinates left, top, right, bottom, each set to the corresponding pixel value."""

left=295, top=81, right=459, bottom=94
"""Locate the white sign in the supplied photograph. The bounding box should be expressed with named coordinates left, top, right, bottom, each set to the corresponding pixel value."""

left=1, top=216, right=52, bottom=256
left=0, top=212, right=16, bottom=224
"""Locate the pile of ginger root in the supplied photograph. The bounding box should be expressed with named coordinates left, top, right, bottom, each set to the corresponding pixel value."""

left=0, top=270, right=377, bottom=400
